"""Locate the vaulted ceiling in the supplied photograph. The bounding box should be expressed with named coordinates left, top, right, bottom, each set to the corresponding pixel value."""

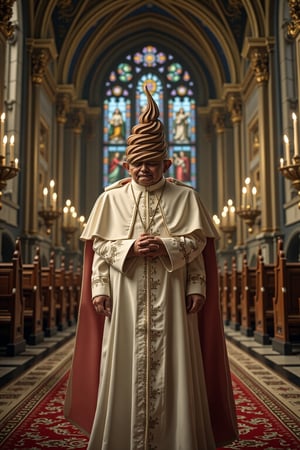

left=27, top=0, right=273, bottom=105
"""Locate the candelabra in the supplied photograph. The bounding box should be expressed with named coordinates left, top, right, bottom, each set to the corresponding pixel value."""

left=236, top=207, right=261, bottom=234
left=0, top=156, right=20, bottom=209
left=38, top=208, right=61, bottom=235
left=38, top=179, right=60, bottom=234
left=279, top=155, right=300, bottom=208
left=62, top=200, right=79, bottom=245
left=219, top=200, right=236, bottom=244
left=236, top=177, right=261, bottom=233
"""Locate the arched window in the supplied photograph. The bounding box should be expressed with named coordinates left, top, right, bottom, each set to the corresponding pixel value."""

left=103, top=45, right=196, bottom=187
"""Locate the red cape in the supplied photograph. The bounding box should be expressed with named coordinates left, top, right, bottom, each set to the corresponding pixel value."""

left=64, top=238, right=239, bottom=446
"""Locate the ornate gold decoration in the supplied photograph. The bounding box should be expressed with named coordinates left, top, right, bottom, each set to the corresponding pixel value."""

left=212, top=109, right=226, bottom=134
left=227, top=93, right=242, bottom=124
left=0, top=155, right=19, bottom=209
left=250, top=47, right=269, bottom=84
left=287, top=0, right=300, bottom=39
left=279, top=155, right=300, bottom=208
left=70, top=109, right=85, bottom=134
left=38, top=209, right=61, bottom=235
left=236, top=208, right=261, bottom=234
left=0, top=0, right=15, bottom=39
left=31, top=48, right=50, bottom=84
left=56, top=93, right=71, bottom=124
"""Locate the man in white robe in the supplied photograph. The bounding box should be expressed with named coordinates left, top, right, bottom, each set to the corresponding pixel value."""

left=64, top=85, right=239, bottom=449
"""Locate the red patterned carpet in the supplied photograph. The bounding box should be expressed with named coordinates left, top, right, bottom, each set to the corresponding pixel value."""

left=0, top=338, right=299, bottom=450
left=0, top=369, right=299, bottom=449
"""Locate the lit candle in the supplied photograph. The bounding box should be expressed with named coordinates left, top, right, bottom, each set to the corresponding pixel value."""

left=280, top=157, right=284, bottom=168
left=9, top=135, right=14, bottom=161
left=63, top=206, right=68, bottom=226
left=292, top=113, right=299, bottom=157
left=284, top=134, right=290, bottom=165
left=245, top=177, right=251, bottom=207
left=43, top=187, right=48, bottom=210
left=49, top=179, right=55, bottom=207
left=14, top=158, right=18, bottom=168
left=2, top=135, right=7, bottom=158
left=52, top=192, right=57, bottom=211
left=72, top=211, right=77, bottom=227
left=252, top=186, right=257, bottom=209
left=241, top=186, right=247, bottom=209
left=0, top=113, right=5, bottom=146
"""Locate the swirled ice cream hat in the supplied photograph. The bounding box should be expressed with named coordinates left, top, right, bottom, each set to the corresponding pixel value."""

left=125, top=84, right=168, bottom=164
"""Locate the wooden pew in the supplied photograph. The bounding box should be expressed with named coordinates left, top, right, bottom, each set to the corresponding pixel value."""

left=221, top=261, right=231, bottom=325
left=272, top=239, right=300, bottom=354
left=240, top=254, right=256, bottom=336
left=41, top=251, right=57, bottom=337
left=23, top=247, right=44, bottom=344
left=0, top=239, right=26, bottom=355
left=254, top=248, right=275, bottom=345
left=54, top=257, right=68, bottom=331
left=230, top=256, right=241, bottom=331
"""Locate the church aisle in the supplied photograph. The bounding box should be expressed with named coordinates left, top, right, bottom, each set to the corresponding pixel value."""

left=0, top=335, right=299, bottom=449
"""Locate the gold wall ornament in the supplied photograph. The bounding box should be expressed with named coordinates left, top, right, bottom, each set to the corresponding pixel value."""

left=236, top=177, right=261, bottom=233
left=226, top=92, right=242, bottom=124
left=0, top=0, right=15, bottom=39
left=31, top=48, right=50, bottom=85
left=287, top=0, right=300, bottom=39
left=250, top=47, right=269, bottom=84
left=56, top=93, right=71, bottom=125
left=279, top=155, right=300, bottom=209
left=39, top=180, right=61, bottom=234
left=0, top=156, right=19, bottom=209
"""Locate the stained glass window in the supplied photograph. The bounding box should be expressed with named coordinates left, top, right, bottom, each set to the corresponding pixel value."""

left=103, top=45, right=196, bottom=188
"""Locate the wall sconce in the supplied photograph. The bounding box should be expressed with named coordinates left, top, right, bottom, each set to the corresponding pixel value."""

left=38, top=179, right=61, bottom=234
left=236, top=177, right=261, bottom=233
left=0, top=113, right=19, bottom=209
left=279, top=113, right=300, bottom=208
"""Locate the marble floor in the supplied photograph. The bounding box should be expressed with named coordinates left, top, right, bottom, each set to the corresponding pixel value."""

left=0, top=325, right=299, bottom=391
left=224, top=326, right=300, bottom=387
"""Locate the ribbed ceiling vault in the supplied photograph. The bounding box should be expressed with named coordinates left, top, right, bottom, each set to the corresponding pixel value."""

left=30, top=0, right=269, bottom=104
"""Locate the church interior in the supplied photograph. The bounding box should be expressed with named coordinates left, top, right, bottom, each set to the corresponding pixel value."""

left=0, top=1, right=299, bottom=448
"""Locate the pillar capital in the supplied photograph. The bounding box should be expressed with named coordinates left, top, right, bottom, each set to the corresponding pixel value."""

left=250, top=46, right=269, bottom=84
left=0, top=0, right=15, bottom=40
left=27, top=39, right=57, bottom=85
left=288, top=0, right=300, bottom=39
left=226, top=91, right=242, bottom=124
left=69, top=100, right=88, bottom=134
left=242, top=37, right=275, bottom=85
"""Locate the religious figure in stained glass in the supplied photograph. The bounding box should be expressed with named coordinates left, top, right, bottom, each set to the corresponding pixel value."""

left=108, top=108, right=125, bottom=142
left=173, top=150, right=190, bottom=181
left=103, top=45, right=197, bottom=188
left=173, top=108, right=190, bottom=142
left=108, top=151, right=125, bottom=184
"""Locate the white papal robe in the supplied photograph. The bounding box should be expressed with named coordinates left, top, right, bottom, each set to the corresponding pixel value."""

left=64, top=176, right=239, bottom=450
left=84, top=177, right=216, bottom=450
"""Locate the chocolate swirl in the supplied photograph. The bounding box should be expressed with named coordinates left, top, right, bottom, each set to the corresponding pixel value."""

left=126, top=85, right=168, bottom=164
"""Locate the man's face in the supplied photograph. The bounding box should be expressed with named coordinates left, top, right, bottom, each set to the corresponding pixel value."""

left=123, top=160, right=172, bottom=186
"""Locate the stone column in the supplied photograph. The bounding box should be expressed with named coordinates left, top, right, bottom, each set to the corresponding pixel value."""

left=243, top=39, right=273, bottom=233
left=24, top=39, right=56, bottom=237
left=226, top=89, right=244, bottom=246
left=70, top=106, right=85, bottom=210
left=0, top=0, right=15, bottom=109
left=54, top=87, right=73, bottom=247
left=67, top=105, right=85, bottom=252
left=288, top=0, right=300, bottom=147
left=211, top=105, right=226, bottom=250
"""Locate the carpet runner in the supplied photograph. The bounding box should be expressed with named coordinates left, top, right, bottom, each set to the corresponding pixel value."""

left=0, top=341, right=299, bottom=449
